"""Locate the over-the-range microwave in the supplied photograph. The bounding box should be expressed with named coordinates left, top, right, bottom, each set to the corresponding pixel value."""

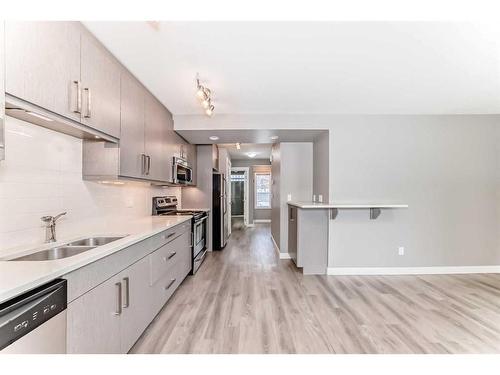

left=172, top=157, right=193, bottom=185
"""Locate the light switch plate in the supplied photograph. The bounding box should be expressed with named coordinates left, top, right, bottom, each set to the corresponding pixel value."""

left=287, top=194, right=292, bottom=201
left=318, top=195, right=323, bottom=203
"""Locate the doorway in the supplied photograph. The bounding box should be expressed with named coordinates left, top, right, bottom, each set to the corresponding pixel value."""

left=230, top=167, right=249, bottom=227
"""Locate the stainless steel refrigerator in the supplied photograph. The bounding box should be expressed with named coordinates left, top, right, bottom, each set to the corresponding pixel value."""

left=212, top=172, right=228, bottom=250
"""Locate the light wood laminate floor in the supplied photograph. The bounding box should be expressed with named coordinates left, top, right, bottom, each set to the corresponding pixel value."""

left=131, top=222, right=500, bottom=354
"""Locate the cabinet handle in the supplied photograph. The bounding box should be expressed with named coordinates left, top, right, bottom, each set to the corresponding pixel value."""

left=83, top=87, right=92, bottom=118
left=73, top=80, right=82, bottom=114
left=167, top=251, right=177, bottom=260
left=114, top=282, right=122, bottom=316
left=141, top=154, right=147, bottom=175
left=147, top=155, right=151, bottom=175
left=122, top=277, right=130, bottom=308
left=165, top=278, right=176, bottom=290
left=164, top=232, right=176, bottom=240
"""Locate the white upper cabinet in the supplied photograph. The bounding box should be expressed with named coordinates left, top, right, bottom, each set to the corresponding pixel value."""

left=5, top=22, right=82, bottom=122
left=80, top=32, right=121, bottom=138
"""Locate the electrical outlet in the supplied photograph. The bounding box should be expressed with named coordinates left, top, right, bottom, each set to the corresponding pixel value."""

left=398, top=247, right=405, bottom=256
left=318, top=194, right=323, bottom=203
left=126, top=197, right=134, bottom=208
left=312, top=194, right=316, bottom=202
left=287, top=194, right=292, bottom=201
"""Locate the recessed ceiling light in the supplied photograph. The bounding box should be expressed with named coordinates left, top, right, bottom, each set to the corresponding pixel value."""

left=270, top=135, right=279, bottom=140
left=246, top=152, right=258, bottom=158
left=209, top=136, right=219, bottom=141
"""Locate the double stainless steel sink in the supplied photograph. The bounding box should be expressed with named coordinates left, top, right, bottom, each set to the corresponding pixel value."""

left=10, top=236, right=125, bottom=261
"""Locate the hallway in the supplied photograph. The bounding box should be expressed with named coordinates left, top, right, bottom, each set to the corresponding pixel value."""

left=131, top=222, right=500, bottom=354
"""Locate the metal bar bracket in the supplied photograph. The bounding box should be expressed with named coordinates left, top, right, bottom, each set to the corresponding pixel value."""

left=370, top=208, right=381, bottom=220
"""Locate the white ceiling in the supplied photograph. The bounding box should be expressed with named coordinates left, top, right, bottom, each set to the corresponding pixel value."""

left=84, top=21, right=500, bottom=115
left=219, top=143, right=272, bottom=160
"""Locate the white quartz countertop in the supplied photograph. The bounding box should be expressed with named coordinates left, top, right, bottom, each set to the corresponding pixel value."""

left=0, top=215, right=192, bottom=304
left=287, top=201, right=409, bottom=209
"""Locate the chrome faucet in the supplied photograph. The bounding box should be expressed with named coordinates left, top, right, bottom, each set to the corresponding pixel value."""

left=41, top=212, right=67, bottom=243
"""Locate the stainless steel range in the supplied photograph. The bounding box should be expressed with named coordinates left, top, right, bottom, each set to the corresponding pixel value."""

left=152, top=196, right=208, bottom=274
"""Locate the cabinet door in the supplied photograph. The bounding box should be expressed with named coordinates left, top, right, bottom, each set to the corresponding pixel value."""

left=67, top=273, right=122, bottom=354
left=145, top=94, right=170, bottom=182
left=5, top=22, right=81, bottom=121
left=187, top=144, right=197, bottom=185
left=163, top=114, right=178, bottom=183
left=119, top=72, right=145, bottom=178
left=119, top=256, right=153, bottom=353
left=288, top=206, right=298, bottom=265
left=81, top=31, right=121, bottom=138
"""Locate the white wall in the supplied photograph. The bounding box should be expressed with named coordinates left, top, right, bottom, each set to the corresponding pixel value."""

left=0, top=117, right=180, bottom=252
left=175, top=114, right=500, bottom=267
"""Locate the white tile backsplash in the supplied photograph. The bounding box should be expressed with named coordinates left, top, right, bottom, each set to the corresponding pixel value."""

left=0, top=117, right=180, bottom=251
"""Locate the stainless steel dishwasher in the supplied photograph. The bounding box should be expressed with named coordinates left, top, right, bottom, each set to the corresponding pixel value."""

left=0, top=279, right=67, bottom=354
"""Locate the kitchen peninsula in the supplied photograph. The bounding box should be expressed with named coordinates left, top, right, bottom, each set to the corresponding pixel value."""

left=287, top=201, right=409, bottom=274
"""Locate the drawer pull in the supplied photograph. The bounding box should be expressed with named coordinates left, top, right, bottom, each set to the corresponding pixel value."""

left=114, top=282, right=122, bottom=316
left=122, top=277, right=130, bottom=308
left=164, top=232, right=176, bottom=240
left=165, top=278, right=176, bottom=290
left=167, top=251, right=177, bottom=260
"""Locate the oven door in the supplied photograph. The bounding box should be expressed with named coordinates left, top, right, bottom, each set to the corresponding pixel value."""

left=193, top=216, right=207, bottom=257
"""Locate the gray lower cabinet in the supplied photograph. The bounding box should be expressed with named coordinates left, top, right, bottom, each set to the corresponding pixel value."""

left=288, top=205, right=329, bottom=275
left=66, top=271, right=122, bottom=353
left=5, top=21, right=82, bottom=122
left=66, top=255, right=151, bottom=354
left=118, top=256, right=153, bottom=353
left=288, top=206, right=298, bottom=263
left=80, top=32, right=121, bottom=138
left=66, top=223, right=191, bottom=353
left=149, top=231, right=192, bottom=315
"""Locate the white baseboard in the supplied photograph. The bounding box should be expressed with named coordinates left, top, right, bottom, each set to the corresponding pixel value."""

left=271, top=233, right=291, bottom=259
left=253, top=219, right=271, bottom=223
left=326, top=266, right=500, bottom=276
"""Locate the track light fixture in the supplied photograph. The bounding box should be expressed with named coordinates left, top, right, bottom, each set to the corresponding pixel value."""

left=196, top=74, right=215, bottom=117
